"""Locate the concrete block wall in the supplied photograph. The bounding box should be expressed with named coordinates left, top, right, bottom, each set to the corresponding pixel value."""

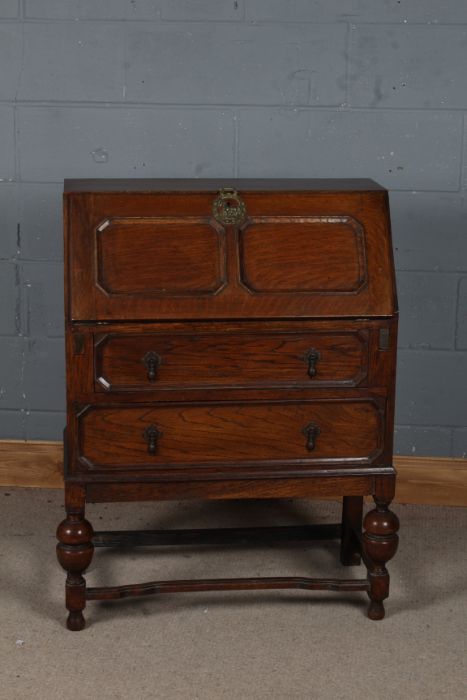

left=0, top=1, right=466, bottom=457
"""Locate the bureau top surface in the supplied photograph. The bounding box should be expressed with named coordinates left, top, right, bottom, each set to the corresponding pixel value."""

left=64, top=178, right=385, bottom=193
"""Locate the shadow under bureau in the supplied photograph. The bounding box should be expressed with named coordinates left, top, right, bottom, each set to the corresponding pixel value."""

left=57, top=178, right=399, bottom=630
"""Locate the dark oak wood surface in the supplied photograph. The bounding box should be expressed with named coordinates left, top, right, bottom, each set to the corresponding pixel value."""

left=97, top=217, right=226, bottom=295
left=58, top=179, right=399, bottom=630
left=77, top=398, right=383, bottom=471
left=240, top=217, right=366, bottom=293
left=94, top=327, right=369, bottom=392
left=65, top=187, right=397, bottom=320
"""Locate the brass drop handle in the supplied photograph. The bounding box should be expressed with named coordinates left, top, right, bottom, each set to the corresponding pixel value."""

left=143, top=425, right=162, bottom=456
left=303, top=423, right=321, bottom=452
left=306, top=349, right=321, bottom=378
left=142, top=351, right=161, bottom=381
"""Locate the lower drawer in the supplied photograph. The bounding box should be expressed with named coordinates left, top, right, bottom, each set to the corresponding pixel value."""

left=76, top=399, right=384, bottom=471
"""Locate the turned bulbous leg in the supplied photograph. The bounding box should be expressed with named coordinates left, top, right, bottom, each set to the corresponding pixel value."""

left=56, top=512, right=94, bottom=631
left=362, top=498, right=399, bottom=620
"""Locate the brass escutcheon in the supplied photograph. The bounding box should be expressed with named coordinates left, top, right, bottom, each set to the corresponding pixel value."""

left=212, top=187, right=247, bottom=225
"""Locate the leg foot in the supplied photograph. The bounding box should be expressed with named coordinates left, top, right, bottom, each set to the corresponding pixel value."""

left=56, top=511, right=94, bottom=631
left=340, top=496, right=363, bottom=566
left=367, top=597, right=385, bottom=621
left=67, top=610, right=86, bottom=631
left=362, top=497, right=399, bottom=620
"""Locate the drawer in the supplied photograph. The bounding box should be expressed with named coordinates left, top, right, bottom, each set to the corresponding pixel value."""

left=76, top=399, right=384, bottom=471
left=94, top=329, right=369, bottom=391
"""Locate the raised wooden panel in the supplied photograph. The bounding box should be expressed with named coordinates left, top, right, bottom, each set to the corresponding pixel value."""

left=239, top=217, right=366, bottom=294
left=76, top=399, right=384, bottom=472
left=96, top=217, right=226, bottom=296
left=94, top=329, right=369, bottom=392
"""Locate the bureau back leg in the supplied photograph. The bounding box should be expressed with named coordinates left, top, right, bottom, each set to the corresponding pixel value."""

left=56, top=485, right=94, bottom=631
left=340, top=495, right=363, bottom=565
left=362, top=496, right=399, bottom=620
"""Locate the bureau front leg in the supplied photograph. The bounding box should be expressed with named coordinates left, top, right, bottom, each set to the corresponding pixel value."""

left=362, top=496, right=399, bottom=620
left=56, top=486, right=94, bottom=631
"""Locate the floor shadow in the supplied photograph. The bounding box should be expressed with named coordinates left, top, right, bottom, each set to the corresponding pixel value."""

left=90, top=589, right=368, bottom=628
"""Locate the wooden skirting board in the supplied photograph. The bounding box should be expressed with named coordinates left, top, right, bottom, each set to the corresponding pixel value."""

left=0, top=440, right=466, bottom=507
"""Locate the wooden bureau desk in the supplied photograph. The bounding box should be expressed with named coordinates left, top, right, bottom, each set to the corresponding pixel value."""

left=57, top=179, right=399, bottom=630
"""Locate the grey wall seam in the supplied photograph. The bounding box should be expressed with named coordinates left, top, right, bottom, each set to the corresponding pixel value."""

left=233, top=111, right=239, bottom=177
left=7, top=18, right=467, bottom=26
left=458, top=113, right=466, bottom=191
left=455, top=275, right=463, bottom=350
left=3, top=99, right=467, bottom=112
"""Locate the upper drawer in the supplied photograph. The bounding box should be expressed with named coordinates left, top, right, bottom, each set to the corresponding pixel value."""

left=94, top=328, right=369, bottom=392
left=65, top=184, right=397, bottom=320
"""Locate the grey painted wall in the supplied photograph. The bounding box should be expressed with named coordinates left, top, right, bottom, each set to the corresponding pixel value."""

left=1, top=0, right=467, bottom=457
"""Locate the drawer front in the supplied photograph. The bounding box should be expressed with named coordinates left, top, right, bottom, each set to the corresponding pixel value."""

left=94, top=330, right=369, bottom=391
left=66, top=190, right=396, bottom=320
left=77, top=399, right=383, bottom=471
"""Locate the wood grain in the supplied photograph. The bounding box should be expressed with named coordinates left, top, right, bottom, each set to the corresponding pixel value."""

left=96, top=217, right=226, bottom=295
left=94, top=328, right=369, bottom=392
left=0, top=440, right=62, bottom=488
left=66, top=188, right=397, bottom=320
left=239, top=216, right=366, bottom=293
left=394, top=457, right=467, bottom=507
left=76, top=399, right=382, bottom=471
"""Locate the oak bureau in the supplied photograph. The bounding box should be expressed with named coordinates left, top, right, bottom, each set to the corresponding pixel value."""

left=57, top=179, right=399, bottom=630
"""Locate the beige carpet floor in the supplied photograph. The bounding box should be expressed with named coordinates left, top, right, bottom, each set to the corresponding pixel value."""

left=0, top=488, right=466, bottom=700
